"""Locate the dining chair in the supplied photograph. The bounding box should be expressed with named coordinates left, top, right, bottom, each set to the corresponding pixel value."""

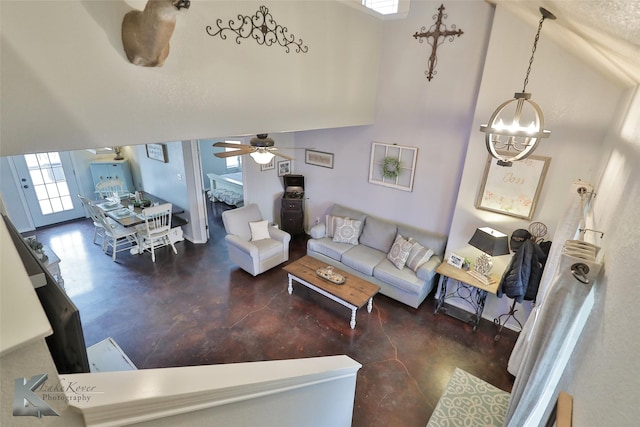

left=90, top=204, right=139, bottom=261
left=77, top=194, right=122, bottom=246
left=135, top=203, right=177, bottom=262
left=77, top=194, right=106, bottom=245
left=95, top=178, right=125, bottom=199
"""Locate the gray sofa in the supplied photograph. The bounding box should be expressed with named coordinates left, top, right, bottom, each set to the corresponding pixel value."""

left=307, top=204, right=447, bottom=308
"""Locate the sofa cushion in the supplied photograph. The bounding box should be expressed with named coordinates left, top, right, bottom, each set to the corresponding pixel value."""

left=387, top=234, right=415, bottom=270
left=332, top=217, right=363, bottom=245
left=331, top=204, right=367, bottom=223
left=325, top=214, right=345, bottom=238
left=341, top=245, right=387, bottom=276
left=406, top=239, right=434, bottom=272
left=398, top=224, right=447, bottom=259
left=415, top=256, right=440, bottom=282
left=373, top=258, right=426, bottom=294
left=307, top=237, right=354, bottom=261
left=359, top=216, right=397, bottom=253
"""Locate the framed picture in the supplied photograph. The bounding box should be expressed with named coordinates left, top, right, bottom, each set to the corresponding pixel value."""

left=476, top=154, right=551, bottom=220
left=368, top=142, right=418, bottom=192
left=447, top=253, right=464, bottom=269
left=305, top=149, right=334, bottom=169
left=277, top=160, right=291, bottom=176
left=260, top=157, right=275, bottom=171
left=146, top=143, right=168, bottom=163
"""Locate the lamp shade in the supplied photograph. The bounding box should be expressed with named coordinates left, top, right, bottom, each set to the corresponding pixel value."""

left=468, top=227, right=510, bottom=256
left=249, top=150, right=275, bottom=165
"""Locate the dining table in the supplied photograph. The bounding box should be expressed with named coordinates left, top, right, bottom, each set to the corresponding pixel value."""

left=94, top=193, right=186, bottom=228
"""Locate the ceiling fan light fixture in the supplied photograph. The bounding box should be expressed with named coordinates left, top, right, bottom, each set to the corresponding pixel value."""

left=250, top=149, right=275, bottom=164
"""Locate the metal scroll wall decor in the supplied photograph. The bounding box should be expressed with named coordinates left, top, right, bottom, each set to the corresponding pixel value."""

left=412, top=4, right=463, bottom=81
left=206, top=5, right=308, bottom=53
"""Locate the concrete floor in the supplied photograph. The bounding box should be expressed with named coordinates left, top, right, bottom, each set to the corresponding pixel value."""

left=33, top=203, right=517, bottom=427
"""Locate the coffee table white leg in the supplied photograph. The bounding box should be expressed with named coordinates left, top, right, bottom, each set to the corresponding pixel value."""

left=367, top=297, right=373, bottom=313
left=287, top=274, right=293, bottom=295
left=350, top=309, right=357, bottom=329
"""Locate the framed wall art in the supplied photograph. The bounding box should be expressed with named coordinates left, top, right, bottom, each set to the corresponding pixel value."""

left=305, top=149, right=334, bottom=168
left=277, top=160, right=291, bottom=176
left=260, top=157, right=275, bottom=171
left=146, top=143, right=168, bottom=163
left=476, top=154, right=551, bottom=220
left=368, top=142, right=418, bottom=192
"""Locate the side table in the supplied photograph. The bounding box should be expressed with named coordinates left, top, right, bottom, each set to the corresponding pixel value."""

left=42, top=245, right=64, bottom=288
left=434, top=262, right=499, bottom=331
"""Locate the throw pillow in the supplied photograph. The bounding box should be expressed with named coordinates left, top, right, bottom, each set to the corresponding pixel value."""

left=406, top=238, right=434, bottom=272
left=249, top=220, right=270, bottom=241
left=325, top=214, right=346, bottom=238
left=332, top=217, right=363, bottom=245
left=387, top=234, right=415, bottom=270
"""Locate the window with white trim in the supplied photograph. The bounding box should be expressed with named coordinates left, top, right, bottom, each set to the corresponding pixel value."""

left=362, top=0, right=399, bottom=15
left=224, top=140, right=242, bottom=170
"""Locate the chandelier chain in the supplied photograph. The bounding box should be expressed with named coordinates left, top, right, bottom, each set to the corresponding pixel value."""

left=522, top=15, right=547, bottom=93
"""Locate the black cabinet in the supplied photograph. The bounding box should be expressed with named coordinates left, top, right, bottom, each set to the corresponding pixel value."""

left=281, top=174, right=305, bottom=235
left=281, top=198, right=304, bottom=235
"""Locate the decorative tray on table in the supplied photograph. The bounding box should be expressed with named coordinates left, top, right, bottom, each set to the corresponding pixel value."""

left=133, top=199, right=152, bottom=208
left=316, top=267, right=345, bottom=285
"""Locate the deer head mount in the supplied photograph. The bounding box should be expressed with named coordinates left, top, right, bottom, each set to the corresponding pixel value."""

left=122, top=0, right=190, bottom=67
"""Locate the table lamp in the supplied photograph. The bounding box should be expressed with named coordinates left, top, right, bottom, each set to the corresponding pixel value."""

left=467, top=227, right=510, bottom=284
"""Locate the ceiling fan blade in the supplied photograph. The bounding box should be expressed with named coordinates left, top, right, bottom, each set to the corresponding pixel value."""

left=214, top=150, right=250, bottom=158
left=274, top=152, right=295, bottom=161
left=213, top=142, right=252, bottom=149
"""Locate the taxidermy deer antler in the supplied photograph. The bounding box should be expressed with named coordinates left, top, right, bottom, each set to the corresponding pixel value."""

left=122, top=0, right=190, bottom=67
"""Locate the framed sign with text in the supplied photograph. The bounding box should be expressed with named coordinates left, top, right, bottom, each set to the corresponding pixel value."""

left=476, top=154, right=551, bottom=220
left=146, top=143, right=168, bottom=163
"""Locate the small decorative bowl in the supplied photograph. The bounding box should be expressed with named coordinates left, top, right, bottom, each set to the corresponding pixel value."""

left=133, top=199, right=152, bottom=208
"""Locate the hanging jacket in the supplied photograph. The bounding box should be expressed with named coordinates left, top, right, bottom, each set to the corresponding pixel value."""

left=498, top=239, right=547, bottom=302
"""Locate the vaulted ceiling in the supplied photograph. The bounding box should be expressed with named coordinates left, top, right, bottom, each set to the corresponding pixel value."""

left=492, top=0, right=640, bottom=85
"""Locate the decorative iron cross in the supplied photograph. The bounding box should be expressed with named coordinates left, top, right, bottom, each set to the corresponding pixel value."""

left=413, top=4, right=464, bottom=81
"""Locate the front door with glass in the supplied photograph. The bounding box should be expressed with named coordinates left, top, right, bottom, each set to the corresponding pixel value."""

left=11, top=151, right=85, bottom=227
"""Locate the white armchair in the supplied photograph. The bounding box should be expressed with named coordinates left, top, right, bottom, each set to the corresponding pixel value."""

left=221, top=204, right=291, bottom=276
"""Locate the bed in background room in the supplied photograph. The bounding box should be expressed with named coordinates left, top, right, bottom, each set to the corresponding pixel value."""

left=207, top=172, right=244, bottom=207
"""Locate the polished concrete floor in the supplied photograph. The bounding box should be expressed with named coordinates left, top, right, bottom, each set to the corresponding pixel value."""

left=33, top=203, right=517, bottom=427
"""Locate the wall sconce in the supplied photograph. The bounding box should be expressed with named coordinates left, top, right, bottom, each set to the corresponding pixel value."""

left=479, top=7, right=556, bottom=167
left=468, top=227, right=510, bottom=283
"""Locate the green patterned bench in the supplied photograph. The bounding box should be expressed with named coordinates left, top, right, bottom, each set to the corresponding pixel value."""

left=427, top=368, right=510, bottom=427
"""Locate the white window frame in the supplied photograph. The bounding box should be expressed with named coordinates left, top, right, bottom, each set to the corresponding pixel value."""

left=224, top=140, right=242, bottom=171
left=338, top=0, right=410, bottom=20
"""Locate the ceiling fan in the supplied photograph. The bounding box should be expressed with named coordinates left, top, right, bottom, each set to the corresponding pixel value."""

left=213, top=134, right=294, bottom=164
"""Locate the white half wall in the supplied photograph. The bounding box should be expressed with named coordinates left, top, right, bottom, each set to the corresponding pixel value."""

left=0, top=1, right=382, bottom=156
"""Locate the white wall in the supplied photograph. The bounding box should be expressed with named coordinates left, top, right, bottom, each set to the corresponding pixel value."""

left=295, top=0, right=495, bottom=235
left=0, top=1, right=382, bottom=156
left=445, top=4, right=625, bottom=327
left=563, top=86, right=640, bottom=426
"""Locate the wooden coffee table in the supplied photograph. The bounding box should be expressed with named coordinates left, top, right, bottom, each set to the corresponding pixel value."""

left=283, top=256, right=380, bottom=329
